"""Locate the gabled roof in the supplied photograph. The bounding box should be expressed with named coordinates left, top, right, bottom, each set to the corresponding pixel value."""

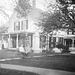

left=6, top=6, right=43, bottom=27
left=28, top=7, right=43, bottom=22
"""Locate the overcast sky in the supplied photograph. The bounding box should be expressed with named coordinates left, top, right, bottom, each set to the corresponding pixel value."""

left=0, top=0, right=56, bottom=26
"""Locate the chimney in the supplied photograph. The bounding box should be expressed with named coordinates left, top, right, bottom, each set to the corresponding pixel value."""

left=32, top=0, right=36, bottom=7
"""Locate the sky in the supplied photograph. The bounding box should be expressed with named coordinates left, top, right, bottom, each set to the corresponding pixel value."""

left=0, top=0, right=56, bottom=26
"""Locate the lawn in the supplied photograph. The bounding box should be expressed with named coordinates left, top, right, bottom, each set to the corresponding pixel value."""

left=0, top=68, right=39, bottom=75
left=1, top=54, right=75, bottom=72
left=0, top=50, right=20, bottom=59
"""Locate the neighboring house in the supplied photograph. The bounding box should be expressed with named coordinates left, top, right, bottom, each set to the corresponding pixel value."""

left=49, top=30, right=75, bottom=53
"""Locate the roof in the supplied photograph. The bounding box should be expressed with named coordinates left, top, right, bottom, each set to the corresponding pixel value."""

left=3, top=30, right=34, bottom=35
left=63, top=35, right=75, bottom=39
left=28, top=7, right=43, bottom=23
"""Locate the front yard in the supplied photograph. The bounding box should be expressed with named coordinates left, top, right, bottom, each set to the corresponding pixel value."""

left=1, top=54, right=75, bottom=72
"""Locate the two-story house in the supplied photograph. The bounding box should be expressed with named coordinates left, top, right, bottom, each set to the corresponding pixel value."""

left=1, top=0, right=44, bottom=53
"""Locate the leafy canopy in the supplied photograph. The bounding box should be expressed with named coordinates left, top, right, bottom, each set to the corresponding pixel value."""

left=15, top=0, right=31, bottom=17
left=38, top=0, right=75, bottom=34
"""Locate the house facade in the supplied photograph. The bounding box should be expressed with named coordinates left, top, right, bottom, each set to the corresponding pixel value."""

left=49, top=30, right=75, bottom=53
left=1, top=1, right=46, bottom=53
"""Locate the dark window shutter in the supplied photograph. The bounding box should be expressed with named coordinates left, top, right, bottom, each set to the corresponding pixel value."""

left=26, top=20, right=28, bottom=29
left=18, top=21, right=20, bottom=30
left=14, top=22, right=16, bottom=31
left=21, top=21, right=23, bottom=30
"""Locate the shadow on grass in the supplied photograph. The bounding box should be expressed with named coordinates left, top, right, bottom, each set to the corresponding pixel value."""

left=0, top=68, right=39, bottom=75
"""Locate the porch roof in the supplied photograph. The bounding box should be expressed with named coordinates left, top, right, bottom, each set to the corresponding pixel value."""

left=62, top=35, right=75, bottom=39
left=2, top=30, right=34, bottom=35
left=50, top=34, right=75, bottom=39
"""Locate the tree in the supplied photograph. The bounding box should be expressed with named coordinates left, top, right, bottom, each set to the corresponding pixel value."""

left=0, top=25, right=8, bottom=33
left=38, top=11, right=63, bottom=33
left=38, top=0, right=75, bottom=34
left=0, top=25, right=8, bottom=38
left=57, top=0, right=75, bottom=34
left=38, top=1, right=65, bottom=34
left=15, top=0, right=31, bottom=17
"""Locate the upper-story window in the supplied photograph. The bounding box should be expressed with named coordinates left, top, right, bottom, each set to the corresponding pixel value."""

left=21, top=20, right=28, bottom=30
left=14, top=20, right=28, bottom=31
left=14, top=22, right=20, bottom=31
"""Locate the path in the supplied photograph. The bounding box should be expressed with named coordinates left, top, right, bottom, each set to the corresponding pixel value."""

left=0, top=63, right=75, bottom=75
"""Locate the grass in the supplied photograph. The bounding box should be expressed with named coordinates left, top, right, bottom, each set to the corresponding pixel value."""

left=0, top=50, right=20, bottom=59
left=1, top=54, right=75, bottom=72
left=0, top=68, right=39, bottom=75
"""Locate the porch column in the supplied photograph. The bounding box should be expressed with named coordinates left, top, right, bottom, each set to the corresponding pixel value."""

left=8, top=34, right=11, bottom=49
left=2, top=35, right=3, bottom=41
left=16, top=34, right=19, bottom=48
left=72, top=39, right=74, bottom=47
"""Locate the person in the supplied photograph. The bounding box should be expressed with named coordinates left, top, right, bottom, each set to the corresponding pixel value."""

left=19, top=44, right=26, bottom=59
left=24, top=41, right=31, bottom=57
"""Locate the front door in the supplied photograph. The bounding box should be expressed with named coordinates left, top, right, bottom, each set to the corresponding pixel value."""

left=12, top=37, right=16, bottom=48
left=65, top=39, right=72, bottom=47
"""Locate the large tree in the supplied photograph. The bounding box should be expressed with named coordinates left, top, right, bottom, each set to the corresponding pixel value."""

left=0, top=25, right=8, bottom=38
left=57, top=0, right=75, bottom=34
left=15, top=0, right=31, bottom=17
left=38, top=0, right=75, bottom=34
left=0, top=25, right=8, bottom=33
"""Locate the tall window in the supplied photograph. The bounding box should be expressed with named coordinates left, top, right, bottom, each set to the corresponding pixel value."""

left=14, top=22, right=19, bottom=31
left=14, top=21, right=20, bottom=31
left=21, top=20, right=28, bottom=30
left=14, top=20, right=28, bottom=31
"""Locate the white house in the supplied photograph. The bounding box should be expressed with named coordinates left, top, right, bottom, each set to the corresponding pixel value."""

left=1, top=0, right=44, bottom=53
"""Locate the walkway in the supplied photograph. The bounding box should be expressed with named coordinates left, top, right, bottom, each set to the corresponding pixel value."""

left=0, top=63, right=75, bottom=75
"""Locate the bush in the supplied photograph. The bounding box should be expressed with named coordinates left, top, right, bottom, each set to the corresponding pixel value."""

left=56, top=44, right=64, bottom=49
left=56, top=44, right=70, bottom=53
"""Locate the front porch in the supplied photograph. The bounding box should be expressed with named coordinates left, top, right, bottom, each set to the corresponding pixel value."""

left=2, top=31, right=33, bottom=51
left=63, top=35, right=75, bottom=51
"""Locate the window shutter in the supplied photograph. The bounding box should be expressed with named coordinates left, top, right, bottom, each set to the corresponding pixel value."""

left=18, top=21, right=20, bottom=30
left=21, top=21, right=23, bottom=30
left=14, top=22, right=16, bottom=31
left=26, top=20, right=28, bottom=29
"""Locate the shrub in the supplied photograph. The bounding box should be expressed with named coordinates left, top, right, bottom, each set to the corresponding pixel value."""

left=56, top=44, right=70, bottom=53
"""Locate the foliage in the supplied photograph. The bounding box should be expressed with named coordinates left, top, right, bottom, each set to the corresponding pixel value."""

left=38, top=1, right=65, bottom=33
left=56, top=43, right=70, bottom=53
left=38, top=10, right=66, bottom=33
left=0, top=25, right=8, bottom=33
left=57, top=0, right=75, bottom=34
left=38, top=0, right=75, bottom=34
left=0, top=25, right=8, bottom=38
left=15, top=0, right=31, bottom=17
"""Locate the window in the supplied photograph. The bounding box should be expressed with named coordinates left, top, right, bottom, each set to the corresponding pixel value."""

left=14, top=20, right=28, bottom=31
left=51, top=37, right=53, bottom=42
left=21, top=20, right=28, bottom=30
left=14, top=22, right=18, bottom=31
left=14, top=21, right=20, bottom=31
